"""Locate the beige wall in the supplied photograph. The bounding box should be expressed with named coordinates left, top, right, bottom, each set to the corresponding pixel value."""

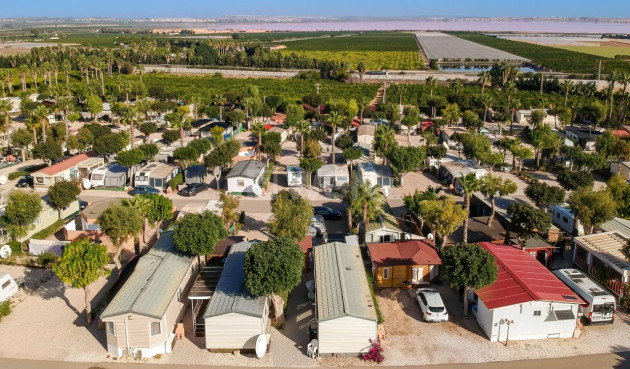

left=22, top=199, right=80, bottom=241
left=374, top=264, right=433, bottom=288
left=318, top=316, right=377, bottom=355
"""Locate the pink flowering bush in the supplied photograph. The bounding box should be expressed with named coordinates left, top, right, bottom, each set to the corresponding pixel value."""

left=361, top=339, right=385, bottom=363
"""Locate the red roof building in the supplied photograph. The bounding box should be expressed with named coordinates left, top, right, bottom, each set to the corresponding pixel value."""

left=472, top=243, right=583, bottom=342
left=612, top=128, right=630, bottom=139
left=368, top=240, right=441, bottom=287
left=32, top=152, right=103, bottom=189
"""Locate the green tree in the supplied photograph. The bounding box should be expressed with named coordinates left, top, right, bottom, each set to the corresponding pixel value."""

left=442, top=103, right=461, bottom=127
left=350, top=181, right=386, bottom=242
left=269, top=189, right=314, bottom=240
left=162, top=129, right=180, bottom=145
left=524, top=182, right=566, bottom=209
left=139, top=121, right=157, bottom=140
left=529, top=109, right=546, bottom=128
left=342, top=147, right=363, bottom=172
left=402, top=105, right=420, bottom=140
left=2, top=190, right=43, bottom=240
left=173, top=146, right=198, bottom=169
left=596, top=130, right=620, bottom=159
left=188, top=138, right=212, bottom=156
left=507, top=202, right=552, bottom=240
left=568, top=187, right=617, bottom=235
left=210, top=125, right=225, bottom=147
left=530, top=124, right=561, bottom=168
left=386, top=146, right=426, bottom=186
left=144, top=194, right=174, bottom=231
left=251, top=123, right=265, bottom=160
left=97, top=204, right=143, bottom=272
left=137, top=143, right=159, bottom=160
left=442, top=243, right=498, bottom=316
left=509, top=143, right=533, bottom=172
left=47, top=181, right=81, bottom=218
left=94, top=132, right=128, bottom=155
left=557, top=170, right=594, bottom=191
left=299, top=157, right=322, bottom=187
left=173, top=211, right=228, bottom=264
left=607, top=174, right=630, bottom=218
left=11, top=128, right=33, bottom=162
left=53, top=238, right=110, bottom=325
left=261, top=131, right=282, bottom=161
left=461, top=110, right=482, bottom=131
left=116, top=148, right=144, bottom=168
left=32, top=141, right=63, bottom=164
left=285, top=103, right=305, bottom=126
left=374, top=124, right=396, bottom=163
left=219, top=191, right=241, bottom=235
left=243, top=237, right=304, bottom=324
left=85, top=94, right=102, bottom=122
left=459, top=173, right=481, bottom=244
left=480, top=174, right=517, bottom=226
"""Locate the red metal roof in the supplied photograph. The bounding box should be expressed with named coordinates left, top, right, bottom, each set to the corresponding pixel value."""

left=35, top=152, right=99, bottom=176
left=368, top=240, right=441, bottom=268
left=297, top=236, right=313, bottom=253
left=476, top=243, right=583, bottom=309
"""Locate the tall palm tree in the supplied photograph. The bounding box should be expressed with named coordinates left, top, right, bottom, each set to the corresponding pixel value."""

left=328, top=110, right=343, bottom=164
left=56, top=95, right=73, bottom=140
left=34, top=105, right=49, bottom=143
left=374, top=124, right=395, bottom=164
left=121, top=195, right=152, bottom=247
left=478, top=71, right=491, bottom=96
left=0, top=99, right=11, bottom=132
left=426, top=76, right=439, bottom=97
left=18, top=65, right=28, bottom=91
left=560, top=80, right=574, bottom=108
left=479, top=94, right=494, bottom=125
left=295, top=120, right=311, bottom=156
left=121, top=105, right=138, bottom=149
left=351, top=181, right=386, bottom=243
left=251, top=122, right=265, bottom=160
left=608, top=70, right=620, bottom=120
left=459, top=173, right=480, bottom=244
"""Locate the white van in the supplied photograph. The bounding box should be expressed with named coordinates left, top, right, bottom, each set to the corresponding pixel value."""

left=0, top=273, right=18, bottom=302
left=553, top=268, right=616, bottom=324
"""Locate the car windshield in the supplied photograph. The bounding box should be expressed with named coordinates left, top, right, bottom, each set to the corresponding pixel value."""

left=429, top=306, right=445, bottom=313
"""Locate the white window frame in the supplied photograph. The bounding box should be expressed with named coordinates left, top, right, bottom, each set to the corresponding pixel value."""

left=106, top=322, right=116, bottom=336
left=237, top=179, right=245, bottom=187
left=150, top=321, right=161, bottom=336
left=383, top=267, right=391, bottom=280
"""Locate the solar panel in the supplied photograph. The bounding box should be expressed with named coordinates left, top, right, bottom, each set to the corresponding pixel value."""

left=591, top=290, right=610, bottom=297
left=562, top=295, right=578, bottom=300
left=554, top=310, right=576, bottom=321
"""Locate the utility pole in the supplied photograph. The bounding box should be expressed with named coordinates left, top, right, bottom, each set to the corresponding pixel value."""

left=597, top=60, right=602, bottom=91
left=314, top=83, right=320, bottom=95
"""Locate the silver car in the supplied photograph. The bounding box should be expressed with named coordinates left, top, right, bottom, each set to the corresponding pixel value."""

left=416, top=288, right=448, bottom=322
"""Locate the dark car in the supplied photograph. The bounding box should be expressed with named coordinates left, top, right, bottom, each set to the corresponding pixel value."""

left=15, top=176, right=32, bottom=188
left=179, top=183, right=209, bottom=197
left=131, top=185, right=160, bottom=196
left=313, top=206, right=342, bottom=220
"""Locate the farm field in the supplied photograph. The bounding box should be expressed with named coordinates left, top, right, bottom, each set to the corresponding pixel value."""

left=556, top=45, right=630, bottom=58
left=450, top=32, right=630, bottom=75
left=415, top=31, right=528, bottom=62
left=279, top=32, right=422, bottom=70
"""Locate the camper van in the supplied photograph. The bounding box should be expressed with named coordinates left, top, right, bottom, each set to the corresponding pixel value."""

left=553, top=268, right=616, bottom=324
left=0, top=273, right=18, bottom=302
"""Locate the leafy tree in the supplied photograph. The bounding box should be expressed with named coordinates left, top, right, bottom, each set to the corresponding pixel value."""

left=459, top=173, right=481, bottom=244
left=374, top=125, right=396, bottom=162
left=335, top=134, right=354, bottom=150
left=530, top=124, right=561, bottom=168
left=386, top=146, right=425, bottom=186
left=173, top=146, right=198, bottom=169
left=456, top=133, right=491, bottom=164
left=116, top=148, right=144, bottom=168
left=85, top=94, right=102, bottom=122
left=285, top=103, right=305, bottom=126
left=188, top=138, right=212, bottom=156
left=529, top=109, right=546, bottom=127
left=224, top=109, right=245, bottom=126
left=299, top=157, right=322, bottom=186
left=507, top=202, right=552, bottom=240
left=144, top=194, right=174, bottom=229
left=574, top=151, right=606, bottom=172
left=139, top=121, right=158, bottom=138
left=210, top=125, right=225, bottom=147
left=47, top=181, right=81, bottom=218
left=261, top=131, right=282, bottom=161
left=442, top=244, right=498, bottom=316
left=219, top=191, right=241, bottom=235
left=461, top=110, right=482, bottom=130
left=137, top=143, right=159, bottom=160
left=162, top=129, right=180, bottom=145
left=53, top=238, right=110, bottom=325
left=426, top=145, right=447, bottom=159
left=11, top=128, right=34, bottom=162
left=568, top=187, right=616, bottom=235
left=342, top=147, right=363, bottom=168
left=97, top=204, right=143, bottom=272
left=32, top=141, right=63, bottom=163
left=442, top=103, right=461, bottom=127
left=524, top=182, right=566, bottom=208
left=557, top=170, right=594, bottom=191
left=173, top=211, right=227, bottom=263
left=480, top=174, right=517, bottom=226
left=94, top=132, right=128, bottom=155
left=269, top=189, right=313, bottom=240
left=402, top=105, right=420, bottom=139
left=607, top=174, right=630, bottom=218
left=509, top=143, right=534, bottom=172
left=349, top=181, right=386, bottom=242
left=405, top=192, right=466, bottom=250
left=303, top=139, right=322, bottom=159
left=243, top=237, right=304, bottom=324
left=2, top=190, right=43, bottom=240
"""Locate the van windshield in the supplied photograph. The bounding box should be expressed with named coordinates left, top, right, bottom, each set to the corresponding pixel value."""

left=593, top=303, right=615, bottom=313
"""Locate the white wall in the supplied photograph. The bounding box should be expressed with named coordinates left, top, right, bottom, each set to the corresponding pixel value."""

left=205, top=313, right=265, bottom=350
left=551, top=207, right=585, bottom=235
left=318, top=316, right=377, bottom=355
left=365, top=229, right=400, bottom=243
left=227, top=177, right=256, bottom=194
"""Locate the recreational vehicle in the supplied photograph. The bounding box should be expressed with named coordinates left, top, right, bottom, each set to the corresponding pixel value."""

left=553, top=269, right=616, bottom=324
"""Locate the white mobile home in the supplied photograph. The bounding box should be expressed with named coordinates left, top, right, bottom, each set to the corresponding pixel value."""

left=550, top=205, right=584, bottom=236
left=268, top=126, right=288, bottom=144
left=364, top=203, right=403, bottom=243
left=100, top=231, right=200, bottom=358
left=314, top=242, right=377, bottom=356
left=32, top=152, right=104, bottom=189
left=204, top=241, right=269, bottom=352
left=357, top=124, right=376, bottom=148
left=134, top=162, right=181, bottom=190
left=90, top=163, right=128, bottom=188
left=356, top=162, right=395, bottom=189
left=514, top=109, right=556, bottom=126
left=315, top=164, right=349, bottom=190
left=472, top=243, right=582, bottom=342
left=226, top=160, right=266, bottom=196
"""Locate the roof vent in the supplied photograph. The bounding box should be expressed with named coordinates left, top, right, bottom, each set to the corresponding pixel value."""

left=346, top=267, right=352, bottom=271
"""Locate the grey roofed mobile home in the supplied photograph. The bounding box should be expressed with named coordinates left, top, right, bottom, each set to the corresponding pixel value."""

left=226, top=160, right=266, bottom=179
left=100, top=231, right=200, bottom=358
left=314, top=242, right=377, bottom=356
left=204, top=241, right=269, bottom=351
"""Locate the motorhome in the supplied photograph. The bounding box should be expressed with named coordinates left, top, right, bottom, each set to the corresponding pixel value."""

left=134, top=162, right=180, bottom=189
left=553, top=268, right=616, bottom=324
left=90, top=163, right=128, bottom=188
left=0, top=273, right=18, bottom=302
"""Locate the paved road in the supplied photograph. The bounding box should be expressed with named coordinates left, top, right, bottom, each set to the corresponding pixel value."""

left=2, top=352, right=629, bottom=369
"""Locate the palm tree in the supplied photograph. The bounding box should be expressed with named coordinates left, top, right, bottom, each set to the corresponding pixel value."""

left=251, top=122, right=265, bottom=160
left=56, top=95, right=73, bottom=140
left=560, top=80, right=574, bottom=108
left=121, top=105, right=138, bottom=149
left=328, top=110, right=343, bottom=164
left=426, top=76, right=439, bottom=97
left=121, top=195, right=152, bottom=246
left=451, top=79, right=464, bottom=95
left=479, top=94, right=494, bottom=125
left=0, top=99, right=11, bottom=132
left=478, top=71, right=491, bottom=96
left=608, top=70, right=620, bottom=120
left=374, top=124, right=395, bottom=164
left=352, top=181, right=386, bottom=243
left=358, top=96, right=369, bottom=124
left=18, top=65, right=28, bottom=91
left=357, top=61, right=366, bottom=82
left=459, top=173, right=480, bottom=244
left=295, top=120, right=311, bottom=156
left=509, top=97, right=521, bottom=136
left=137, top=64, right=145, bottom=84
left=34, top=105, right=49, bottom=143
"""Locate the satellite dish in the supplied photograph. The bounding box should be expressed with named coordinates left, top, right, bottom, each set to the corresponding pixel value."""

left=427, top=233, right=435, bottom=241
left=82, top=179, right=92, bottom=189
left=251, top=184, right=263, bottom=197
left=255, top=334, right=267, bottom=359
left=0, top=175, right=7, bottom=185
left=404, top=234, right=411, bottom=240
left=0, top=245, right=12, bottom=259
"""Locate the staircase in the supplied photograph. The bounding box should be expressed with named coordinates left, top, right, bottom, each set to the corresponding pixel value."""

left=191, top=266, right=224, bottom=337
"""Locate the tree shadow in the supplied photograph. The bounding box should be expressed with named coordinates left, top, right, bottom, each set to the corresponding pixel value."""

left=610, top=347, right=630, bottom=369
left=242, top=215, right=272, bottom=238
left=277, top=273, right=314, bottom=357
left=22, top=266, right=81, bottom=318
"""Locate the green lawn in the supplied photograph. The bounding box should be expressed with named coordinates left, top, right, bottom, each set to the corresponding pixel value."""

left=449, top=32, right=630, bottom=75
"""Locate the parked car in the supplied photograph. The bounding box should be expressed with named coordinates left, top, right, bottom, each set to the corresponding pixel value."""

left=416, top=288, right=448, bottom=322
left=15, top=176, right=32, bottom=188
left=310, top=215, right=325, bottom=224
left=313, top=206, right=342, bottom=220
left=453, top=186, right=464, bottom=196
left=131, top=185, right=160, bottom=196
left=179, top=183, right=209, bottom=197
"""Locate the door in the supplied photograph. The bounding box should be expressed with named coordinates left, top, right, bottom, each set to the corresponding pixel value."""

left=412, top=267, right=424, bottom=283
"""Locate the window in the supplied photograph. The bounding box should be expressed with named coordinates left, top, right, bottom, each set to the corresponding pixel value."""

left=563, top=216, right=569, bottom=223
left=35, top=177, right=45, bottom=184
left=237, top=179, right=245, bottom=187
left=380, top=235, right=392, bottom=243
left=154, top=179, right=163, bottom=188
left=177, top=286, right=183, bottom=302
left=106, top=322, right=116, bottom=336
left=35, top=218, right=41, bottom=225
left=137, top=175, right=148, bottom=182
left=2, top=280, right=10, bottom=290
left=150, top=322, right=161, bottom=336
left=412, top=267, right=424, bottom=283
left=382, top=177, right=391, bottom=187
left=92, top=174, right=103, bottom=181
left=533, top=310, right=541, bottom=316
left=383, top=267, right=391, bottom=280
left=48, top=210, right=55, bottom=218
left=556, top=213, right=560, bottom=219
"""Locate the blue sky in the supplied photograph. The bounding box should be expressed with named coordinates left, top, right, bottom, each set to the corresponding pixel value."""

left=2, top=0, right=629, bottom=18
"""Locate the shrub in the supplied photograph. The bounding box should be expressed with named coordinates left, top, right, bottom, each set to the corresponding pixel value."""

left=37, top=251, right=57, bottom=268
left=8, top=170, right=27, bottom=180
left=8, top=241, right=23, bottom=256
left=366, top=271, right=384, bottom=324
left=361, top=339, right=385, bottom=363
left=169, top=173, right=183, bottom=190
left=31, top=219, right=66, bottom=240
left=0, top=300, right=11, bottom=322
left=261, top=162, right=274, bottom=190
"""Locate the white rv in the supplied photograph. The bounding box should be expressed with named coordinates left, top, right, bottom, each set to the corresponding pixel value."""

left=287, top=166, right=302, bottom=187
left=0, top=273, right=18, bottom=302
left=553, top=268, right=616, bottom=324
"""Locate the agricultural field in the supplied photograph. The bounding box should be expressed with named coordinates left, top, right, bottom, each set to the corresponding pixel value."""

left=556, top=46, right=630, bottom=59
left=279, top=33, right=422, bottom=70
left=449, top=32, right=630, bottom=75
